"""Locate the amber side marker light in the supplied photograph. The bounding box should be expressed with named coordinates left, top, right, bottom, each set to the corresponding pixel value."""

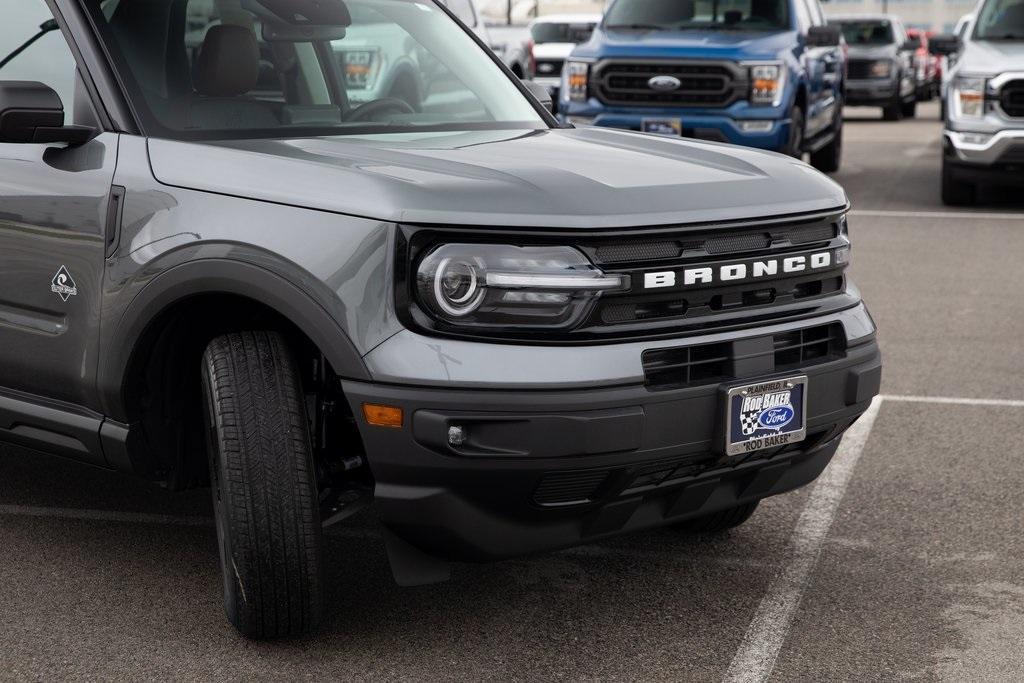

left=363, top=403, right=404, bottom=428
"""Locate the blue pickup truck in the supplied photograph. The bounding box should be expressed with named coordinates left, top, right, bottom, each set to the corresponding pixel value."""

left=559, top=0, right=846, bottom=172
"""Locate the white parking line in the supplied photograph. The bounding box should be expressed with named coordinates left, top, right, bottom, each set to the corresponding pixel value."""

left=850, top=209, right=1024, bottom=221
left=881, top=394, right=1024, bottom=408
left=722, top=397, right=884, bottom=683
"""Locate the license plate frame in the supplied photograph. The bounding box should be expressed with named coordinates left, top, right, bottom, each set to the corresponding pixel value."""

left=724, top=376, right=809, bottom=457
left=641, top=117, right=683, bottom=137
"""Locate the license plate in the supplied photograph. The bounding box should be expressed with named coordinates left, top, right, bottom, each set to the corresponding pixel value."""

left=725, top=376, right=808, bottom=456
left=642, top=118, right=682, bottom=137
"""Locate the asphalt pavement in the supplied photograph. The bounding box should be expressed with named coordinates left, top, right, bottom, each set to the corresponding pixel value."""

left=2, top=101, right=1024, bottom=681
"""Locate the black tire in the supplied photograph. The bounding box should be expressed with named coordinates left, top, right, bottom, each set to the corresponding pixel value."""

left=941, top=157, right=976, bottom=207
left=675, top=501, right=760, bottom=534
left=901, top=98, right=917, bottom=118
left=883, top=86, right=903, bottom=121
left=784, top=106, right=805, bottom=159
left=202, top=331, right=324, bottom=639
left=810, top=108, right=843, bottom=174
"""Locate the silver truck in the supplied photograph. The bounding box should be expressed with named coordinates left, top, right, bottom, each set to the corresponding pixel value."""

left=933, top=0, right=1024, bottom=205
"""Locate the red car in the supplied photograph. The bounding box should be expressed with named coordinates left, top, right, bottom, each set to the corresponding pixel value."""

left=907, top=29, right=940, bottom=100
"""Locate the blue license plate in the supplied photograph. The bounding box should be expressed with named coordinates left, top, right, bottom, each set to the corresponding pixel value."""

left=725, top=376, right=808, bottom=456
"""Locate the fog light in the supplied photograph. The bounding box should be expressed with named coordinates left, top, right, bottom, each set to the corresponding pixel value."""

left=955, top=132, right=993, bottom=146
left=448, top=426, right=467, bottom=447
left=363, top=404, right=403, bottom=428
left=738, top=120, right=774, bottom=133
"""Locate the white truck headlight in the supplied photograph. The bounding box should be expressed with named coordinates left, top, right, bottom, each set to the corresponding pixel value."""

left=953, top=76, right=987, bottom=118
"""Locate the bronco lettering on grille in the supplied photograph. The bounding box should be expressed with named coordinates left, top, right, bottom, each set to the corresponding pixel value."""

left=643, top=251, right=833, bottom=290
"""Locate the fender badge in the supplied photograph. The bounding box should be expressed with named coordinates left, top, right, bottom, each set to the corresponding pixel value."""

left=51, top=266, right=78, bottom=302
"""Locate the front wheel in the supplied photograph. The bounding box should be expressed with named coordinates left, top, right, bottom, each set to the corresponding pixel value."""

left=941, top=157, right=976, bottom=206
left=202, top=331, right=324, bottom=639
left=901, top=98, right=917, bottom=118
left=675, top=501, right=760, bottom=534
left=784, top=107, right=805, bottom=159
left=810, top=108, right=843, bottom=174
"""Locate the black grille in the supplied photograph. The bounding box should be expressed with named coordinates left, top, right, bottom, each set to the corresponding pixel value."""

left=1000, top=80, right=1024, bottom=118
left=535, top=59, right=564, bottom=78
left=534, top=470, right=609, bottom=506
left=593, top=61, right=746, bottom=107
left=847, top=59, right=878, bottom=81
left=589, top=219, right=839, bottom=265
left=642, top=323, right=846, bottom=391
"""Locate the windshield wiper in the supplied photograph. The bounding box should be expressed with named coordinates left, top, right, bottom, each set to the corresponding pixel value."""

left=604, top=23, right=671, bottom=31
left=0, top=19, right=58, bottom=71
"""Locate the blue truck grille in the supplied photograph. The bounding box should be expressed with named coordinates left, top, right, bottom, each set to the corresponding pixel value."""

left=593, top=60, right=747, bottom=107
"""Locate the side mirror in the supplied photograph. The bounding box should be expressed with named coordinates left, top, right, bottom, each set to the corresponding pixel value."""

left=902, top=38, right=922, bottom=52
left=807, top=25, right=842, bottom=48
left=0, top=81, right=95, bottom=145
left=522, top=79, right=555, bottom=114
left=929, top=34, right=961, bottom=57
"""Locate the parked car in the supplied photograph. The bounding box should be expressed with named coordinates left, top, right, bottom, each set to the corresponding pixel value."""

left=559, top=0, right=847, bottom=173
left=932, top=0, right=1024, bottom=205
left=906, top=28, right=939, bottom=101
left=1, top=0, right=879, bottom=639
left=830, top=15, right=919, bottom=120
left=528, top=13, right=602, bottom=100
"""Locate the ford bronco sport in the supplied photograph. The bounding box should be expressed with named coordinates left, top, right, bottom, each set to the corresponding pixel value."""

left=0, top=0, right=880, bottom=638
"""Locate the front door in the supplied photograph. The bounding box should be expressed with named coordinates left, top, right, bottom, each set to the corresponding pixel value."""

left=0, top=0, right=116, bottom=412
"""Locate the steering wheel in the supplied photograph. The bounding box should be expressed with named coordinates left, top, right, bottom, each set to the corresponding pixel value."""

left=345, top=97, right=417, bottom=123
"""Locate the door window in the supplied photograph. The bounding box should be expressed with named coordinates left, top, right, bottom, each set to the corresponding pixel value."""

left=0, top=0, right=77, bottom=110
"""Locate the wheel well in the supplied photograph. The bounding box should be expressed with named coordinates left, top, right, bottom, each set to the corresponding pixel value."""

left=124, top=293, right=366, bottom=491
left=795, top=83, right=807, bottom=114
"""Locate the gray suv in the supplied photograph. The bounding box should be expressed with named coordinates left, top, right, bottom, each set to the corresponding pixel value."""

left=0, top=0, right=880, bottom=638
left=832, top=15, right=920, bottom=120
left=933, top=0, right=1024, bottom=205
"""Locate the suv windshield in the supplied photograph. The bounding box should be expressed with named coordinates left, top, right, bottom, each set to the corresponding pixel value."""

left=531, top=21, right=597, bottom=43
left=974, top=0, right=1024, bottom=40
left=82, top=0, right=545, bottom=140
left=834, top=20, right=895, bottom=46
left=603, top=0, right=791, bottom=31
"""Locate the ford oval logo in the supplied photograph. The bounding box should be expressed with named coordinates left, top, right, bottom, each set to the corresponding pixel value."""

left=758, top=405, right=795, bottom=431
left=648, top=75, right=682, bottom=92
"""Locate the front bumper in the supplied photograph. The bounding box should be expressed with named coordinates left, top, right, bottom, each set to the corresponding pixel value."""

left=845, top=78, right=898, bottom=106
left=944, top=129, right=1024, bottom=167
left=343, top=313, right=881, bottom=563
left=560, top=102, right=791, bottom=151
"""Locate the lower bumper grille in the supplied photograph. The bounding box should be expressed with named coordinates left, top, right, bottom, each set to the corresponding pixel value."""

left=642, top=323, right=846, bottom=391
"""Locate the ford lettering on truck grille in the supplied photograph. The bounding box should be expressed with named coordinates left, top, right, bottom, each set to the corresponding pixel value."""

left=643, top=250, right=835, bottom=290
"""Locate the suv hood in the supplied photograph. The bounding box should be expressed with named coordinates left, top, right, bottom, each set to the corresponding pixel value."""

left=576, top=28, right=798, bottom=61
left=148, top=128, right=846, bottom=228
left=959, top=40, right=1024, bottom=74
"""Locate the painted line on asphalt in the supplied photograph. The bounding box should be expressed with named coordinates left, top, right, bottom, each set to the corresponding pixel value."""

left=722, top=396, right=884, bottom=683
left=850, top=209, right=1024, bottom=221
left=881, top=394, right=1024, bottom=408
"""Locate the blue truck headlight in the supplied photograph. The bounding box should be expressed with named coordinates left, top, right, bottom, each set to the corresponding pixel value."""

left=565, top=61, right=590, bottom=103
left=749, top=63, right=785, bottom=106
left=416, top=244, right=627, bottom=329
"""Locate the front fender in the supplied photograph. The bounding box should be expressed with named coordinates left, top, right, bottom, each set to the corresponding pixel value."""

left=98, top=257, right=372, bottom=421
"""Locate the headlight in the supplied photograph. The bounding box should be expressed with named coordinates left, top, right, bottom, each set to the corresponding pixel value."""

left=869, top=60, right=892, bottom=78
left=565, top=61, right=590, bottom=103
left=341, top=49, right=381, bottom=90
left=415, top=244, right=627, bottom=330
left=749, top=63, right=785, bottom=106
left=953, top=76, right=987, bottom=118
